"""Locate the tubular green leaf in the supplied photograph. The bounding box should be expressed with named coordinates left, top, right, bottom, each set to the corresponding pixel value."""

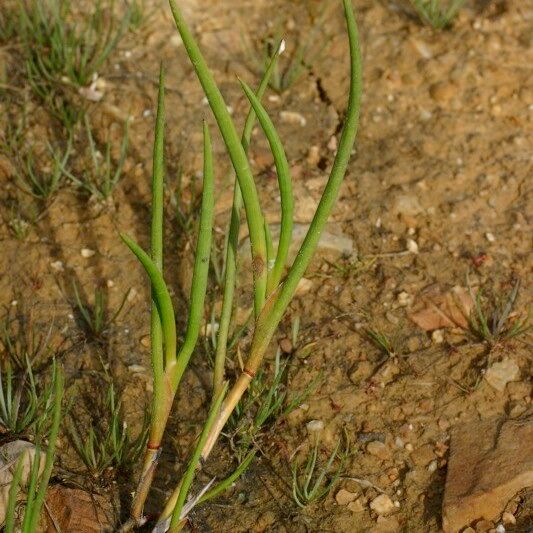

left=169, top=382, right=228, bottom=529
left=121, top=234, right=177, bottom=365
left=151, top=65, right=165, bottom=410
left=171, top=122, right=215, bottom=390
left=168, top=0, right=267, bottom=315
left=251, top=0, right=362, bottom=362
left=213, top=46, right=283, bottom=396
left=239, top=79, right=294, bottom=293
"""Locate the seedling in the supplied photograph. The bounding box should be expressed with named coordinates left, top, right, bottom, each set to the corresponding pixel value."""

left=409, top=0, right=465, bottom=29
left=0, top=309, right=54, bottom=370
left=118, top=0, right=361, bottom=528
left=4, top=366, right=63, bottom=533
left=292, top=435, right=349, bottom=508
left=366, top=328, right=397, bottom=358
left=15, top=0, right=130, bottom=128
left=469, top=278, right=531, bottom=345
left=0, top=359, right=60, bottom=437
left=243, top=6, right=332, bottom=94
left=64, top=115, right=129, bottom=200
left=72, top=281, right=130, bottom=339
left=13, top=141, right=71, bottom=201
left=68, top=383, right=148, bottom=481
left=228, top=349, right=320, bottom=461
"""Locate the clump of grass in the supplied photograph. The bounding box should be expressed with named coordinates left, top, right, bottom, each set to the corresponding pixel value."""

left=243, top=6, right=332, bottom=94
left=72, top=281, right=130, bottom=340
left=0, top=359, right=60, bottom=437
left=12, top=0, right=130, bottom=129
left=469, top=278, right=530, bottom=345
left=64, top=116, right=129, bottom=200
left=13, top=140, right=71, bottom=202
left=292, top=434, right=349, bottom=508
left=117, top=0, right=361, bottom=529
left=2, top=195, right=40, bottom=241
left=409, top=0, right=465, bottom=29
left=228, top=349, right=319, bottom=461
left=0, top=308, right=55, bottom=370
left=68, top=383, right=148, bottom=482
left=4, top=366, right=63, bottom=533
left=366, top=328, right=397, bottom=358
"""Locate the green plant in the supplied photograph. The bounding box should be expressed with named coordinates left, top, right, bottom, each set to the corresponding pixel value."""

left=15, top=0, right=130, bottom=129
left=0, top=310, right=54, bottom=370
left=13, top=140, right=71, bottom=201
left=72, top=281, right=130, bottom=339
left=228, top=349, right=320, bottom=461
left=292, top=434, right=349, bottom=507
left=469, top=278, right=531, bottom=345
left=243, top=6, right=332, bottom=94
left=118, top=0, right=361, bottom=528
left=68, top=383, right=148, bottom=481
left=366, top=328, right=397, bottom=358
left=4, top=366, right=63, bottom=533
left=409, top=0, right=465, bottom=29
left=64, top=116, right=129, bottom=199
left=0, top=359, right=60, bottom=437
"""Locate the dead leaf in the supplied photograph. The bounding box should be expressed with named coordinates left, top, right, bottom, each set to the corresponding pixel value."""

left=43, top=485, right=114, bottom=532
left=409, top=286, right=475, bottom=331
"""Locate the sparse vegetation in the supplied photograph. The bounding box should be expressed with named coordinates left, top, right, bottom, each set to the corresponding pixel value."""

left=72, top=281, right=130, bottom=340
left=409, top=0, right=465, bottom=29
left=64, top=116, right=129, bottom=199
left=68, top=383, right=148, bottom=481
left=291, top=435, right=349, bottom=508
left=118, top=0, right=361, bottom=528
left=469, top=278, right=530, bottom=345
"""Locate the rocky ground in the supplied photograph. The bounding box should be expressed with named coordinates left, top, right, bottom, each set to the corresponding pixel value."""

left=0, top=0, right=531, bottom=532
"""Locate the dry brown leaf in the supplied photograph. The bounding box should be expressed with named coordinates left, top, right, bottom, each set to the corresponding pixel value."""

left=43, top=485, right=114, bottom=532
left=409, top=286, right=475, bottom=331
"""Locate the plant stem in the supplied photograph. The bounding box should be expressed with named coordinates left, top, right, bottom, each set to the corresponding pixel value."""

left=213, top=45, right=282, bottom=398
left=168, top=0, right=268, bottom=315
left=162, top=0, right=361, bottom=516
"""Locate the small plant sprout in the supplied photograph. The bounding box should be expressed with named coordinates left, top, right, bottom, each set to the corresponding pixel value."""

left=366, top=328, right=397, bottom=358
left=468, top=278, right=531, bottom=345
left=64, top=116, right=129, bottom=200
left=14, top=140, right=71, bottom=201
left=72, top=281, right=130, bottom=340
left=15, top=0, right=131, bottom=128
left=119, top=0, right=361, bottom=528
left=68, top=383, right=148, bottom=481
left=409, top=0, right=466, bottom=29
left=243, top=6, right=332, bottom=94
left=4, top=366, right=64, bottom=533
left=292, top=434, right=349, bottom=508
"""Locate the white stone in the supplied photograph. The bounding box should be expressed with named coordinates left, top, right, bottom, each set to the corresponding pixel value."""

left=484, top=359, right=520, bottom=392
left=306, top=420, right=324, bottom=433
left=81, top=248, right=95, bottom=258
left=369, top=494, right=395, bottom=516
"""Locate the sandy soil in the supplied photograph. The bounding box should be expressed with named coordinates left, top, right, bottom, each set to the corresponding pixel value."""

left=0, top=0, right=531, bottom=531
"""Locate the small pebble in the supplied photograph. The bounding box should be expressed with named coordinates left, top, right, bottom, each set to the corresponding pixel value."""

left=367, top=441, right=392, bottom=461
left=427, top=460, right=438, bottom=473
left=485, top=232, right=496, bottom=242
left=432, top=329, right=444, bottom=344
left=501, top=513, right=516, bottom=525
left=327, top=135, right=338, bottom=152
left=279, top=110, right=306, bottom=127
left=495, top=525, right=505, bottom=533
left=81, top=248, right=95, bottom=258
left=485, top=359, right=519, bottom=392
left=369, top=494, right=395, bottom=516
left=128, top=365, right=146, bottom=373
left=306, top=420, right=324, bottom=433
left=406, top=239, right=419, bottom=254
left=335, top=489, right=357, bottom=506
left=50, top=260, right=64, bottom=272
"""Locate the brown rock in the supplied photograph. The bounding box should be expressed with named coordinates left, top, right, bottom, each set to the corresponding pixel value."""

left=429, top=81, right=457, bottom=104
left=367, top=441, right=393, bottom=461
left=410, top=444, right=436, bottom=467
left=335, top=488, right=357, bottom=505
left=442, top=416, right=533, bottom=532
left=44, top=486, right=114, bottom=532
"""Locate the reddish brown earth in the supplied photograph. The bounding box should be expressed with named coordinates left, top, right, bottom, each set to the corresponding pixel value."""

left=0, top=0, right=531, bottom=531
